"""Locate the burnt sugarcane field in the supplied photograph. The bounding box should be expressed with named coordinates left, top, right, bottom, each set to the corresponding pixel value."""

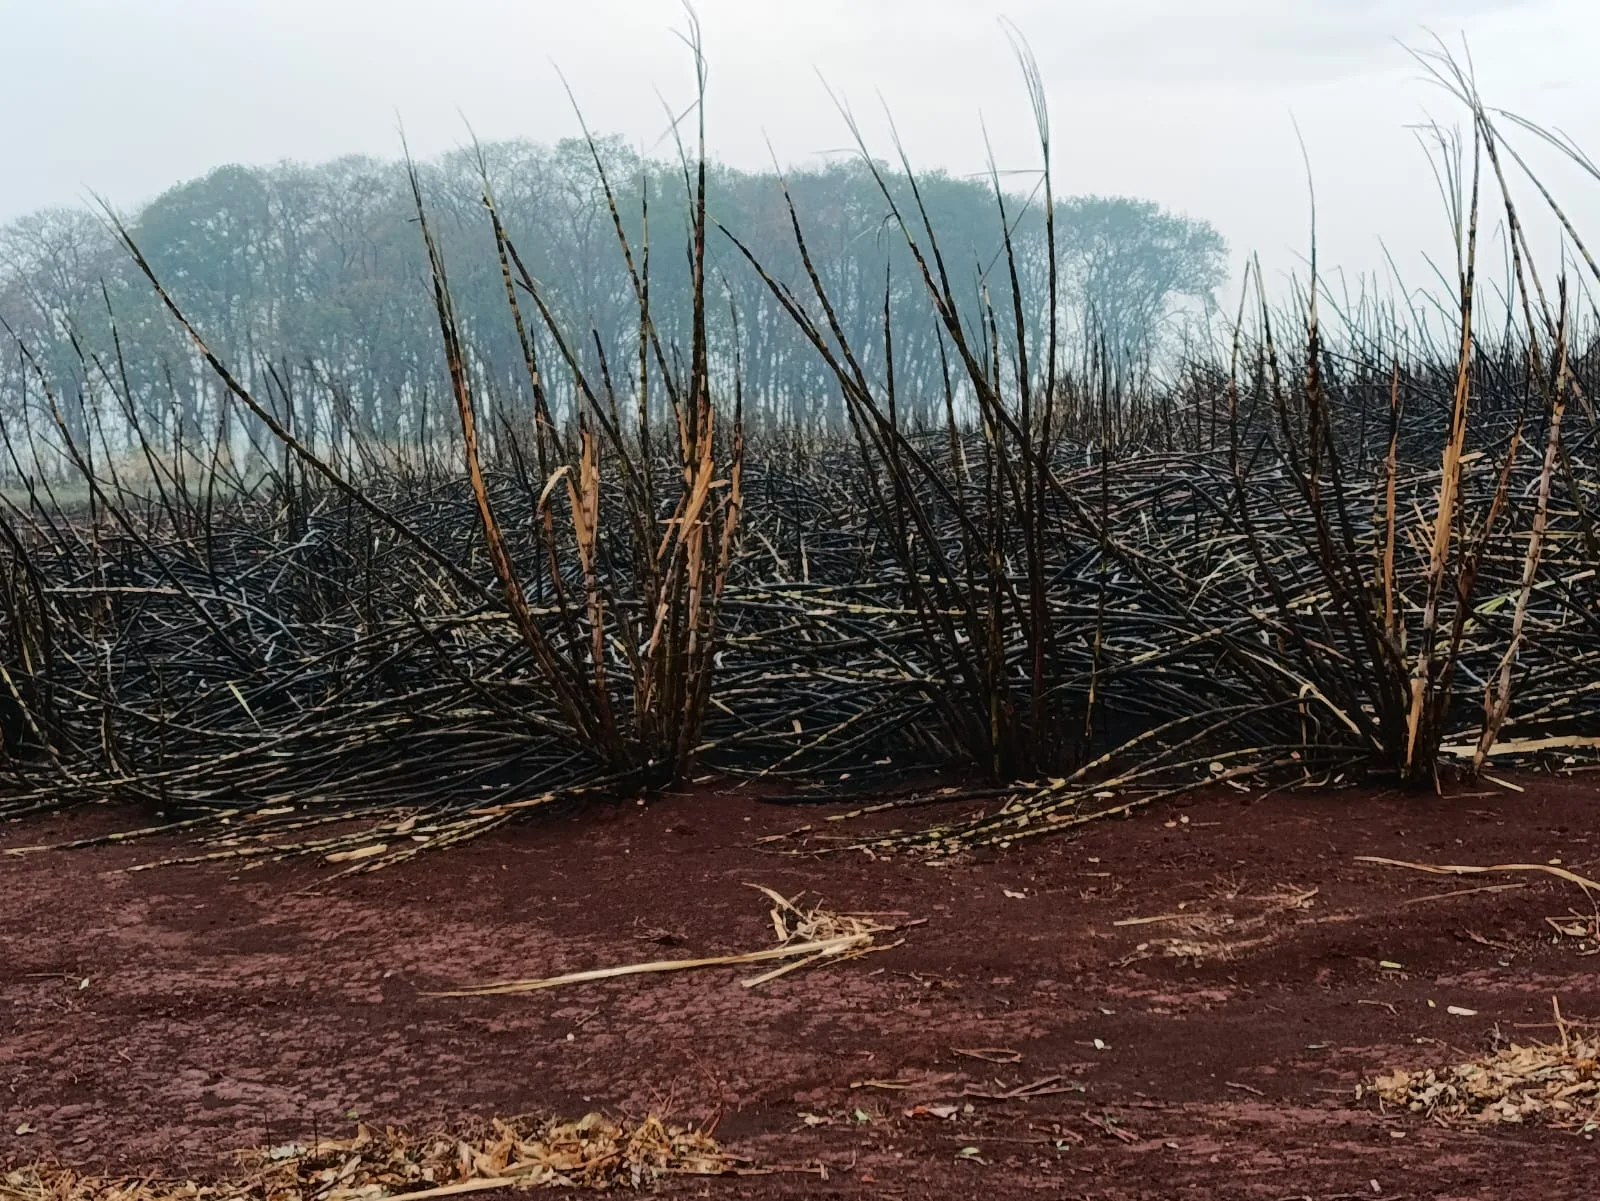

left=3, top=12, right=1600, bottom=1201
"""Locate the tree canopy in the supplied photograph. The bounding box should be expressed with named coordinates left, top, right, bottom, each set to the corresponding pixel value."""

left=0, top=139, right=1227, bottom=464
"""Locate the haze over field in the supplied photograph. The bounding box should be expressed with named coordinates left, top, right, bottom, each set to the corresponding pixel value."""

left=5, top=0, right=1599, bottom=294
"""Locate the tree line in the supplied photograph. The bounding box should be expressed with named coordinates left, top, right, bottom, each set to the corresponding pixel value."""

left=0, top=137, right=1226, bottom=475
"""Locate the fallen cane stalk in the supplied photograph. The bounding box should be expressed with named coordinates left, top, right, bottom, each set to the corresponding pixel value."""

left=741, top=937, right=904, bottom=988
left=424, top=933, right=872, bottom=997
left=1356, top=855, right=1600, bottom=894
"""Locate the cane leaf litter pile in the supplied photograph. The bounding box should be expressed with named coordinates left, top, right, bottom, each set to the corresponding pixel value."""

left=3, top=23, right=1600, bottom=1197
left=2, top=1116, right=738, bottom=1200
left=1358, top=865, right=1600, bottom=1131
left=1365, top=1000, right=1600, bottom=1130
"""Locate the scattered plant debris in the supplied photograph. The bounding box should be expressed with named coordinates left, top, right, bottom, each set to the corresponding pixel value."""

left=1114, top=884, right=1318, bottom=963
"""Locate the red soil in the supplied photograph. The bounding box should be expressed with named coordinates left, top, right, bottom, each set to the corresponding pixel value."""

left=3, top=776, right=1599, bottom=1198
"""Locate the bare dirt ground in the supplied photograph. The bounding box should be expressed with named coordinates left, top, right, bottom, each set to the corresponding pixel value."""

left=3, top=775, right=1598, bottom=1198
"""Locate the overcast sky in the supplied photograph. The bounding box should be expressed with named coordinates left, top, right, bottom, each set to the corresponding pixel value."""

left=4, top=0, right=1597, bottom=298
